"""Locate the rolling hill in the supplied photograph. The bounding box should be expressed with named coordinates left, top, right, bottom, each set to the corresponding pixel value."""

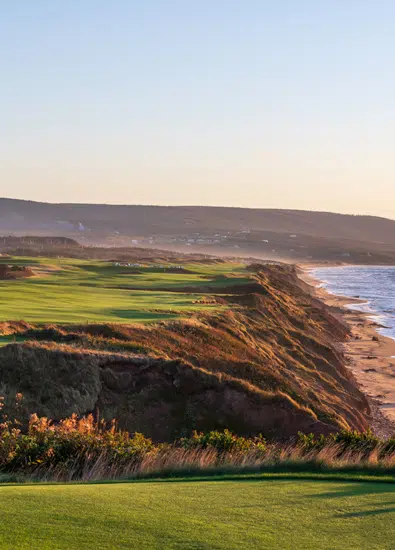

left=2, top=198, right=395, bottom=263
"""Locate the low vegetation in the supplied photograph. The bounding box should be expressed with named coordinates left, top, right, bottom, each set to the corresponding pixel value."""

left=0, top=409, right=394, bottom=483
left=0, top=257, right=370, bottom=440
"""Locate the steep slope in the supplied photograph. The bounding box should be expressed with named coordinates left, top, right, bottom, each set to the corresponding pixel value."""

left=0, top=265, right=369, bottom=440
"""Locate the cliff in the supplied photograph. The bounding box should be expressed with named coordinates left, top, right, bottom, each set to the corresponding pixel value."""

left=0, top=265, right=370, bottom=440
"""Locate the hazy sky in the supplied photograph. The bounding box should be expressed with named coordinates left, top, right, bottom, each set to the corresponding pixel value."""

left=2, top=1, right=395, bottom=217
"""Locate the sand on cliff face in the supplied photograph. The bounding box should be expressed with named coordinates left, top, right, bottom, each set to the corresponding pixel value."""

left=301, top=268, right=395, bottom=435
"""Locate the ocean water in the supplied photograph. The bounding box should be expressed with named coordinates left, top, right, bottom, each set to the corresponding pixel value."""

left=311, top=266, right=395, bottom=341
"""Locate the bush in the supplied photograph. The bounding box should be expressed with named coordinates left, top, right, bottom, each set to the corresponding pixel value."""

left=0, top=412, right=156, bottom=474
left=179, top=429, right=267, bottom=454
left=0, top=398, right=394, bottom=482
left=297, top=429, right=391, bottom=457
left=332, top=429, right=379, bottom=452
left=297, top=432, right=327, bottom=451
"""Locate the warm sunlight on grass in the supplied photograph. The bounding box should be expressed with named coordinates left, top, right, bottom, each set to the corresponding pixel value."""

left=0, top=258, right=248, bottom=324
left=0, top=477, right=394, bottom=549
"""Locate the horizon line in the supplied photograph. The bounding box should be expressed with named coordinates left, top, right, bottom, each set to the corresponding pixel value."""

left=1, top=196, right=395, bottom=221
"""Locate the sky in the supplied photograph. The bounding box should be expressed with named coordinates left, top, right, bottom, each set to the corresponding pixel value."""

left=2, top=1, right=395, bottom=217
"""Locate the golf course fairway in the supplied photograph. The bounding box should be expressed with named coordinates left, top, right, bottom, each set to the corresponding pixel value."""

left=0, top=476, right=394, bottom=549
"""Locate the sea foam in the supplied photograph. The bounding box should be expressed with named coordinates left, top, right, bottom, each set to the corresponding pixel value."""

left=311, top=266, right=395, bottom=341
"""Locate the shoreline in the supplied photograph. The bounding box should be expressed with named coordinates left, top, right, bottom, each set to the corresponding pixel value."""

left=299, top=267, right=395, bottom=438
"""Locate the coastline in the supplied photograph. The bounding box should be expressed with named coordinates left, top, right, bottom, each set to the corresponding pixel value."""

left=300, top=267, right=395, bottom=438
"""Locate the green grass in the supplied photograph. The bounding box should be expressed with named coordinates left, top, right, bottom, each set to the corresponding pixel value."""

left=0, top=335, right=26, bottom=347
left=0, top=258, right=249, bottom=324
left=0, top=476, right=394, bottom=549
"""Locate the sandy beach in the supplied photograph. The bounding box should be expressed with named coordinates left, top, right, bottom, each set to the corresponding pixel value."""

left=301, top=267, right=395, bottom=437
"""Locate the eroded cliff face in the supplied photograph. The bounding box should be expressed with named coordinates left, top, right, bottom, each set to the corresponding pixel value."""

left=0, top=265, right=370, bottom=440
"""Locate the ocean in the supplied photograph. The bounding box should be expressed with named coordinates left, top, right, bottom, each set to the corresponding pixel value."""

left=311, top=266, right=395, bottom=341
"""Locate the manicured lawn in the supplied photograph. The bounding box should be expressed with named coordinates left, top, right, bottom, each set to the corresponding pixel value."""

left=0, top=476, right=394, bottom=549
left=0, top=258, right=249, bottom=324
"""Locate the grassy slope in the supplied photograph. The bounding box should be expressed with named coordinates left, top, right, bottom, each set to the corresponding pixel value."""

left=0, top=477, right=394, bottom=549
left=0, top=260, right=369, bottom=437
left=0, top=258, right=247, bottom=324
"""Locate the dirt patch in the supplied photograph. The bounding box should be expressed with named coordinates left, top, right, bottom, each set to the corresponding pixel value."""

left=0, top=344, right=333, bottom=440
left=0, top=265, right=34, bottom=280
left=32, top=264, right=63, bottom=276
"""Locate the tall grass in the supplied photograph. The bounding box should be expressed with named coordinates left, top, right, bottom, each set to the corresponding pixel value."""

left=25, top=441, right=395, bottom=483
left=0, top=409, right=394, bottom=482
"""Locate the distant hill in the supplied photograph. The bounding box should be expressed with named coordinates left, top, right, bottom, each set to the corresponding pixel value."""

left=2, top=198, right=395, bottom=263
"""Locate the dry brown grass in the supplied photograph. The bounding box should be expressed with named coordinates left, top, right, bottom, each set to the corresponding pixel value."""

left=23, top=443, right=395, bottom=483
left=0, top=264, right=371, bottom=440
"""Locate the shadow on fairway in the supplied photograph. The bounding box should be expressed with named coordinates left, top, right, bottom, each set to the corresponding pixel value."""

left=1, top=472, right=395, bottom=489
left=309, top=481, right=395, bottom=518
left=310, top=483, right=395, bottom=500
left=340, top=506, right=395, bottom=518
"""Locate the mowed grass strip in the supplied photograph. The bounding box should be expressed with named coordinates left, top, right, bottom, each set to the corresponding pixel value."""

left=0, top=477, right=394, bottom=549
left=0, top=258, right=249, bottom=324
left=0, top=335, right=25, bottom=347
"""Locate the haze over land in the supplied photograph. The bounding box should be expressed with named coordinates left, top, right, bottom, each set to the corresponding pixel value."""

left=2, top=198, right=395, bottom=264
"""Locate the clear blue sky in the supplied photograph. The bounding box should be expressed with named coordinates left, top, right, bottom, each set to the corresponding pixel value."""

left=2, top=1, right=395, bottom=217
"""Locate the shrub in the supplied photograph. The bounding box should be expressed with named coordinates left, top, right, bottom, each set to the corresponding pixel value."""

left=297, top=432, right=327, bottom=451
left=332, top=429, right=379, bottom=452
left=179, top=429, right=267, bottom=454
left=0, top=398, right=394, bottom=481
left=297, top=429, right=386, bottom=457
left=0, top=412, right=156, bottom=474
